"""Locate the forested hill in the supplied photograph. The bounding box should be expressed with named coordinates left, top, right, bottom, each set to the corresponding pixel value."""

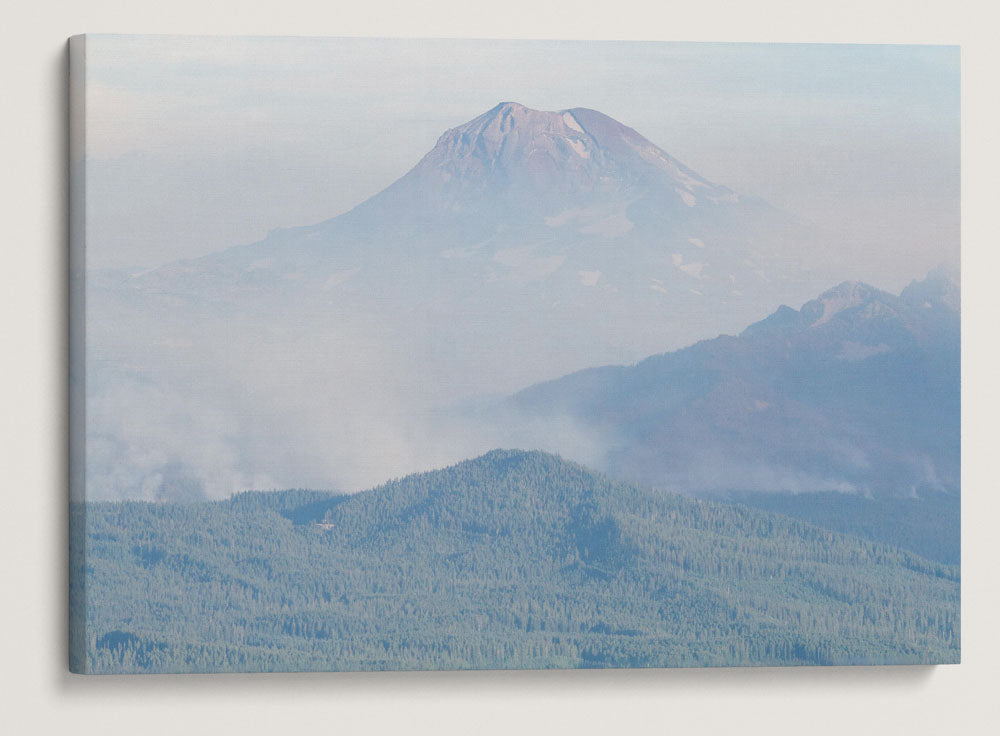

left=74, top=450, right=959, bottom=674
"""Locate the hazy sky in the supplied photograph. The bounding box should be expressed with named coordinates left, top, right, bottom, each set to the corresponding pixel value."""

left=83, top=36, right=959, bottom=291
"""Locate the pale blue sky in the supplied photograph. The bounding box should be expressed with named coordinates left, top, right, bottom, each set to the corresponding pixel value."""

left=84, top=36, right=959, bottom=290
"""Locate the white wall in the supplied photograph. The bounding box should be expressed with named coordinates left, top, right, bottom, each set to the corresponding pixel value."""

left=2, top=1, right=998, bottom=734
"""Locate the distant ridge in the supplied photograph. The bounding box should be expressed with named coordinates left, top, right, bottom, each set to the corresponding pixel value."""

left=509, top=266, right=960, bottom=498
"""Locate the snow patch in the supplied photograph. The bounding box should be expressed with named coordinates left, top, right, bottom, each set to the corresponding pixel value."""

left=679, top=262, right=705, bottom=278
left=671, top=253, right=704, bottom=278
left=812, top=285, right=874, bottom=326
left=323, top=268, right=360, bottom=289
left=567, top=138, right=590, bottom=159
left=676, top=189, right=696, bottom=207
left=562, top=112, right=585, bottom=133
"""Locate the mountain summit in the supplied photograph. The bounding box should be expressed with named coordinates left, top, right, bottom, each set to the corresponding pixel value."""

left=358, top=102, right=738, bottom=221
left=128, top=102, right=817, bottom=365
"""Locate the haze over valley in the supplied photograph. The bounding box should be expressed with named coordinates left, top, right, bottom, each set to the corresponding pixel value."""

left=85, top=102, right=958, bottom=503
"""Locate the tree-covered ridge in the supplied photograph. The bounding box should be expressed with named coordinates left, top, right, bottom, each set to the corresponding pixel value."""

left=73, top=450, right=959, bottom=674
left=727, top=490, right=960, bottom=565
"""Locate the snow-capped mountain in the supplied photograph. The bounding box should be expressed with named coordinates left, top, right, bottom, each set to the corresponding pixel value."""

left=105, top=103, right=823, bottom=392
left=354, top=101, right=742, bottom=221
left=87, top=103, right=867, bottom=499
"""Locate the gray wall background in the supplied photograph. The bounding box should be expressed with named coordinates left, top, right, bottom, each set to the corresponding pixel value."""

left=1, top=1, right=996, bottom=734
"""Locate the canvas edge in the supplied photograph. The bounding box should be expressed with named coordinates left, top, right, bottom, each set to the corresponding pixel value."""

left=68, top=33, right=89, bottom=675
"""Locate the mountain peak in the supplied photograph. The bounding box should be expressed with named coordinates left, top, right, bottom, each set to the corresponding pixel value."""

left=802, top=281, right=883, bottom=326
left=376, top=102, right=734, bottom=218
left=735, top=267, right=960, bottom=346
left=487, top=100, right=530, bottom=114
left=900, top=263, right=960, bottom=312
left=443, top=102, right=594, bottom=158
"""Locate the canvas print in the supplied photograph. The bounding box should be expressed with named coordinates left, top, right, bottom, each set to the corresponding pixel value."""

left=68, top=36, right=960, bottom=673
